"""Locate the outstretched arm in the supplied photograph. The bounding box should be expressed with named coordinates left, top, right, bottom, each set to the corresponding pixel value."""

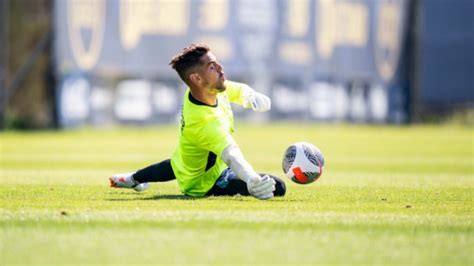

left=240, top=84, right=271, bottom=112
left=221, top=144, right=275, bottom=200
left=225, top=81, right=271, bottom=112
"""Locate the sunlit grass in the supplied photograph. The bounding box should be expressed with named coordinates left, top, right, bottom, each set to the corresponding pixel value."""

left=0, top=124, right=473, bottom=265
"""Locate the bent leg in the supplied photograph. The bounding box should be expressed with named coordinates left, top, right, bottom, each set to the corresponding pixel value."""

left=132, top=159, right=176, bottom=183
left=262, top=174, right=286, bottom=197
left=206, top=168, right=250, bottom=196
left=206, top=169, right=286, bottom=197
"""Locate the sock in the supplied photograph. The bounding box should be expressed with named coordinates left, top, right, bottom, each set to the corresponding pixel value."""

left=132, top=159, right=176, bottom=183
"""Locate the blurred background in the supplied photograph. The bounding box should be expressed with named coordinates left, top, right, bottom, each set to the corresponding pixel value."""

left=0, top=0, right=472, bottom=130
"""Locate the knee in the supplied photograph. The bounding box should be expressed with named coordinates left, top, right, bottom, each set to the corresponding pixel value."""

left=274, top=178, right=286, bottom=197
left=265, top=174, right=286, bottom=197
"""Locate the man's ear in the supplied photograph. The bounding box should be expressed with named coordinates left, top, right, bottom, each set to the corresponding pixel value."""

left=189, top=73, right=201, bottom=85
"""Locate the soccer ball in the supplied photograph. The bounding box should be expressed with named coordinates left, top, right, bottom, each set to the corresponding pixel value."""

left=282, top=142, right=325, bottom=184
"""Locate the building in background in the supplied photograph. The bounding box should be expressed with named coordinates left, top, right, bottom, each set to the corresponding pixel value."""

left=2, top=0, right=473, bottom=129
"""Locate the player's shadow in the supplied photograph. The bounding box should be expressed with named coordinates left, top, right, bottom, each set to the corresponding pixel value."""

left=106, top=194, right=199, bottom=201
left=143, top=194, right=198, bottom=201
left=107, top=193, right=262, bottom=201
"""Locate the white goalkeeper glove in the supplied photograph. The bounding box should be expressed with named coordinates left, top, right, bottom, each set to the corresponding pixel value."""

left=246, top=175, right=276, bottom=200
left=242, top=91, right=271, bottom=112
left=221, top=144, right=275, bottom=200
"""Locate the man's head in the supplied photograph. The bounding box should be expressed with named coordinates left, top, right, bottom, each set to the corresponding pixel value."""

left=170, top=44, right=226, bottom=92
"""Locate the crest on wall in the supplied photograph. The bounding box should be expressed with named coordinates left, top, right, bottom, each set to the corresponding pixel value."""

left=67, top=0, right=106, bottom=70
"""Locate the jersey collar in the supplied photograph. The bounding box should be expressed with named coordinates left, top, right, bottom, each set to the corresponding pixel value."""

left=188, top=91, right=218, bottom=107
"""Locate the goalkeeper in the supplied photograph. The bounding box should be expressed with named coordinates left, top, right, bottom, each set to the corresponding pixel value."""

left=109, top=44, right=286, bottom=200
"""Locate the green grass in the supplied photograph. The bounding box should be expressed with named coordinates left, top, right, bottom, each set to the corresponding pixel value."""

left=0, top=124, right=473, bottom=265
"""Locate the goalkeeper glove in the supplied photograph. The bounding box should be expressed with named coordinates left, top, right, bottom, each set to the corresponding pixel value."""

left=242, top=90, right=271, bottom=112
left=246, top=174, right=276, bottom=200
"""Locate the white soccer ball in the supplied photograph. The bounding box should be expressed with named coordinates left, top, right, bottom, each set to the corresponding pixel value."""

left=282, top=142, right=325, bottom=184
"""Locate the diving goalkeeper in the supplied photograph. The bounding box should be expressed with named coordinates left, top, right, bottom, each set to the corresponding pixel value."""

left=109, top=44, right=286, bottom=200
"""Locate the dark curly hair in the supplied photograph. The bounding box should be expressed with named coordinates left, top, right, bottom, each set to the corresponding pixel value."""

left=169, top=44, right=210, bottom=84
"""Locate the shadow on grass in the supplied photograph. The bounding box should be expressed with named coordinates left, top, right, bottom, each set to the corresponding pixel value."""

left=106, top=194, right=200, bottom=201
left=144, top=194, right=199, bottom=201
left=107, top=193, right=291, bottom=202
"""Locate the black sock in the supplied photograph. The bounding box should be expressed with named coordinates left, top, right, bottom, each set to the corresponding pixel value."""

left=132, top=159, right=176, bottom=183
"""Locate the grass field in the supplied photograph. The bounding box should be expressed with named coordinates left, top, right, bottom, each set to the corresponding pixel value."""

left=0, top=123, right=473, bottom=265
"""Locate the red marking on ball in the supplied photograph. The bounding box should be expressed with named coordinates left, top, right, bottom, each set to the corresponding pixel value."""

left=292, top=167, right=308, bottom=183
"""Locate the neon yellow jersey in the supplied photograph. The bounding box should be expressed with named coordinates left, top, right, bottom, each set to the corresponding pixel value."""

left=171, top=80, right=246, bottom=196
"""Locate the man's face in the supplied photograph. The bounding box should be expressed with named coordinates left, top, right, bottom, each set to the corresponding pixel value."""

left=196, top=52, right=226, bottom=92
